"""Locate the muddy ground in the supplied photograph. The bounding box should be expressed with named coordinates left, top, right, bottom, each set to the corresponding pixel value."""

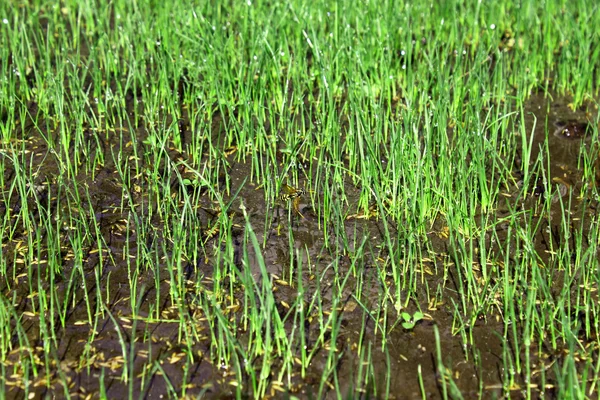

left=1, top=89, right=599, bottom=399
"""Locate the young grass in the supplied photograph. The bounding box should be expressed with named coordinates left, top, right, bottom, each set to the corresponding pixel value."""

left=1, top=0, right=600, bottom=398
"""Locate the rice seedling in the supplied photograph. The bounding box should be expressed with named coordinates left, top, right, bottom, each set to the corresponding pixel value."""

left=1, top=0, right=599, bottom=398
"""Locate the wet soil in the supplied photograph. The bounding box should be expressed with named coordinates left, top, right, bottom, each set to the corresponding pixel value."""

left=1, top=88, right=599, bottom=399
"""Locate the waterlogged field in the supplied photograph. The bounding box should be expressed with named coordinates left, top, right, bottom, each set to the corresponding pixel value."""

left=1, top=0, right=599, bottom=398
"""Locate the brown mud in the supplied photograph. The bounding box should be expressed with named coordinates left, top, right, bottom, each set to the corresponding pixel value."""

left=1, top=88, right=599, bottom=399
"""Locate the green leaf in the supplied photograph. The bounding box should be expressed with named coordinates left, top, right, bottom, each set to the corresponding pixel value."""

left=413, top=312, right=424, bottom=322
left=402, top=321, right=415, bottom=330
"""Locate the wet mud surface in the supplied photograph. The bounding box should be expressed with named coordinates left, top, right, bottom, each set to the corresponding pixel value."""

left=1, top=88, right=599, bottom=399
